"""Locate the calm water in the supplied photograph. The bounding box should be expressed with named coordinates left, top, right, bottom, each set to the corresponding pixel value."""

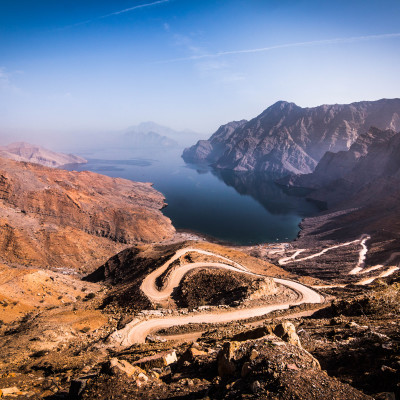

left=65, top=147, right=319, bottom=245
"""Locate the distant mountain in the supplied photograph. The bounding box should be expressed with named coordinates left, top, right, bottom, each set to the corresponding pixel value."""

left=124, top=122, right=201, bottom=148
left=182, top=99, right=400, bottom=176
left=0, top=142, right=87, bottom=168
left=123, top=130, right=178, bottom=148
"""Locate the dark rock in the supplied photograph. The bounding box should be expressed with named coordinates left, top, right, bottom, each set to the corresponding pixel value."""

left=69, top=379, right=87, bottom=399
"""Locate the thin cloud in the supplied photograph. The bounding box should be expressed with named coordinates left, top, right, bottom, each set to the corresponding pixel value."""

left=99, top=0, right=170, bottom=18
left=60, top=0, right=170, bottom=30
left=158, top=32, right=400, bottom=63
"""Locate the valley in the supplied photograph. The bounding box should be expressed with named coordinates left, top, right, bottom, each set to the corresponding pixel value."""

left=2, top=1, right=400, bottom=398
left=0, top=100, right=399, bottom=399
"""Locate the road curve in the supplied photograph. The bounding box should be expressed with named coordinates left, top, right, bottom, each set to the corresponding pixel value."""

left=109, top=248, right=324, bottom=346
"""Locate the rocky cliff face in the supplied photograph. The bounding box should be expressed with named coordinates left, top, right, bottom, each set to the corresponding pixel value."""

left=182, top=99, right=400, bottom=176
left=283, top=127, right=400, bottom=207
left=182, top=120, right=247, bottom=164
left=287, top=127, right=400, bottom=265
left=280, top=127, right=399, bottom=193
left=0, top=157, right=174, bottom=272
left=0, top=142, right=87, bottom=168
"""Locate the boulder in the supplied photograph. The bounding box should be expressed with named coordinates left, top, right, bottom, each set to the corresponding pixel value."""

left=106, top=358, right=146, bottom=378
left=231, top=326, right=273, bottom=341
left=274, top=322, right=302, bottom=347
left=217, top=342, right=241, bottom=377
left=134, top=350, right=177, bottom=370
left=178, top=345, right=208, bottom=365
left=69, top=380, right=87, bottom=399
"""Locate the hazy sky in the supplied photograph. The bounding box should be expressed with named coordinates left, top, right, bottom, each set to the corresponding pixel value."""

left=1, top=0, right=400, bottom=145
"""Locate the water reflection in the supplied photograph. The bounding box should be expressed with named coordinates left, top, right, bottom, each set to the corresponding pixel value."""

left=210, top=169, right=315, bottom=216
left=63, top=149, right=320, bottom=244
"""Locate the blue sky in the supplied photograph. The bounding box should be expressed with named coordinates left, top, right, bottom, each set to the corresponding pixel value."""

left=1, top=0, right=400, bottom=144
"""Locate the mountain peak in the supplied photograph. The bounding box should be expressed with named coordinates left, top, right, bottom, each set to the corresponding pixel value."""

left=182, top=98, right=400, bottom=176
left=270, top=100, right=298, bottom=109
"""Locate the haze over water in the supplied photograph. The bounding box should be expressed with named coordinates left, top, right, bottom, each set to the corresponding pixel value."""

left=65, top=147, right=319, bottom=245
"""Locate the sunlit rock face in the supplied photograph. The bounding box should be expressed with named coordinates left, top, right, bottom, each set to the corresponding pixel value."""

left=0, top=156, right=175, bottom=272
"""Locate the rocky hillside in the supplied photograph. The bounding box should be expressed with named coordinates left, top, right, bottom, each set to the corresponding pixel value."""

left=0, top=157, right=174, bottom=272
left=0, top=141, right=87, bottom=168
left=182, top=120, right=247, bottom=163
left=85, top=241, right=286, bottom=312
left=182, top=99, right=400, bottom=176
left=278, top=127, right=400, bottom=266
left=280, top=127, right=399, bottom=197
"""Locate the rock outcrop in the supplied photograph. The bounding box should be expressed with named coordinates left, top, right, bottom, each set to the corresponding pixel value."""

left=0, top=157, right=174, bottom=272
left=0, top=142, right=87, bottom=168
left=182, top=120, right=247, bottom=163
left=183, top=99, right=400, bottom=176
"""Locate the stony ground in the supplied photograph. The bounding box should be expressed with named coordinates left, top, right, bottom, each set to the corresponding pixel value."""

left=0, top=244, right=398, bottom=399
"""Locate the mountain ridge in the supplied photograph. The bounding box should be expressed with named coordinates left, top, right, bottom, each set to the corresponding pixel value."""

left=182, top=98, right=400, bottom=176
left=0, top=141, right=87, bottom=168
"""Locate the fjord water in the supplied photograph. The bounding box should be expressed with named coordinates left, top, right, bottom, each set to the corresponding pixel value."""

left=66, top=147, right=319, bottom=245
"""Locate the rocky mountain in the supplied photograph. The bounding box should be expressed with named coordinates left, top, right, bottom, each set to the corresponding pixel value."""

left=182, top=120, right=247, bottom=164
left=0, top=156, right=174, bottom=272
left=282, top=127, right=400, bottom=207
left=182, top=99, right=400, bottom=176
left=280, top=127, right=400, bottom=266
left=123, top=130, right=178, bottom=148
left=0, top=141, right=87, bottom=168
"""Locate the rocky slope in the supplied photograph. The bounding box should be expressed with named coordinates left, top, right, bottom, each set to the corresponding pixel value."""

left=0, top=157, right=174, bottom=272
left=0, top=221, right=398, bottom=399
left=280, top=127, right=399, bottom=197
left=0, top=271, right=397, bottom=399
left=182, top=120, right=247, bottom=163
left=183, top=99, right=400, bottom=175
left=275, top=127, right=400, bottom=267
left=0, top=141, right=87, bottom=168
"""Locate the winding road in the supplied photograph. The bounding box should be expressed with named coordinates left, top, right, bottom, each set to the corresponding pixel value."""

left=109, top=248, right=323, bottom=346
left=109, top=236, right=400, bottom=346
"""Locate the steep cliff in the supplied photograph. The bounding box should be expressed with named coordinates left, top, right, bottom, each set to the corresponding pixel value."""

left=183, top=99, right=400, bottom=176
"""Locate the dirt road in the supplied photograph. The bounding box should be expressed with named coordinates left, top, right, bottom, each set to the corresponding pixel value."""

left=110, top=248, right=323, bottom=346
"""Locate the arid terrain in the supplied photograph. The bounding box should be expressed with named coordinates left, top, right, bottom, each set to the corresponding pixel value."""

left=0, top=156, right=175, bottom=273
left=0, top=136, right=399, bottom=399
left=0, top=142, right=87, bottom=168
left=0, top=224, right=398, bottom=399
